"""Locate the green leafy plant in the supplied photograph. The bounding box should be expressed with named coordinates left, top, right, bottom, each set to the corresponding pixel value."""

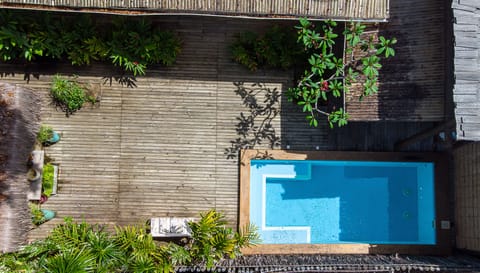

left=42, top=163, right=54, bottom=197
left=37, top=124, right=54, bottom=144
left=106, top=18, right=181, bottom=76
left=187, top=210, right=260, bottom=268
left=51, top=75, right=93, bottom=116
left=230, top=25, right=304, bottom=71
left=286, top=18, right=396, bottom=128
left=0, top=210, right=259, bottom=272
left=43, top=247, right=96, bottom=273
left=29, top=203, right=45, bottom=226
left=0, top=11, right=182, bottom=76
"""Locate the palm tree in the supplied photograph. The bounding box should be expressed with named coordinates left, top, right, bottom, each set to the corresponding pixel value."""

left=187, top=210, right=260, bottom=269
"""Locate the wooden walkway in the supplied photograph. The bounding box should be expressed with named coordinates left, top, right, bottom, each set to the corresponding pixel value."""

left=0, top=16, right=444, bottom=241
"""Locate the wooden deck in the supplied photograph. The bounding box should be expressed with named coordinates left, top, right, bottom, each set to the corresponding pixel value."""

left=347, top=0, right=450, bottom=121
left=0, top=16, right=446, bottom=242
left=454, top=142, right=480, bottom=253
left=6, top=17, right=303, bottom=241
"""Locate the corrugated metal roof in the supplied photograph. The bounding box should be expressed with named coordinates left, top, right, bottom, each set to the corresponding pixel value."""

left=0, top=0, right=389, bottom=21
left=452, top=0, right=480, bottom=140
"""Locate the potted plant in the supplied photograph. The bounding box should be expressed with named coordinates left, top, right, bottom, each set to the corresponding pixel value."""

left=29, top=203, right=55, bottom=226
left=37, top=125, right=60, bottom=146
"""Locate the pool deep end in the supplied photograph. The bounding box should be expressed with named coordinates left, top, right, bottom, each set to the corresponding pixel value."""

left=249, top=160, right=436, bottom=245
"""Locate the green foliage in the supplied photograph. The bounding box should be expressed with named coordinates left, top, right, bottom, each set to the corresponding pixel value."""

left=113, top=224, right=171, bottom=273
left=42, top=163, right=54, bottom=197
left=29, top=203, right=45, bottom=226
left=230, top=25, right=304, bottom=71
left=187, top=210, right=260, bottom=269
left=0, top=210, right=259, bottom=272
left=286, top=18, right=396, bottom=128
left=48, top=218, right=124, bottom=273
left=106, top=18, right=181, bottom=76
left=37, top=124, right=54, bottom=144
left=43, top=248, right=96, bottom=273
left=0, top=10, right=181, bottom=76
left=51, top=75, right=90, bottom=116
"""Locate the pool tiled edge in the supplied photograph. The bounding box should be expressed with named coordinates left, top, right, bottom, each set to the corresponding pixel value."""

left=239, top=149, right=452, bottom=255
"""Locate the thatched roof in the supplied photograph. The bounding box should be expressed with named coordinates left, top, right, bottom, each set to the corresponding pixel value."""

left=178, top=254, right=480, bottom=273
left=0, top=0, right=389, bottom=21
left=452, top=0, right=480, bottom=140
left=0, top=82, right=42, bottom=253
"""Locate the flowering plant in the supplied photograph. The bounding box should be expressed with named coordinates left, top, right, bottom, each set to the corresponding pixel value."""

left=286, top=19, right=396, bottom=128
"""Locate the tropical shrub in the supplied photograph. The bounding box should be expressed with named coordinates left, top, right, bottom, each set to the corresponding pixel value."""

left=0, top=10, right=181, bottom=76
left=187, top=210, right=260, bottom=268
left=29, top=203, right=45, bottom=226
left=107, top=18, right=181, bottom=76
left=0, top=210, right=260, bottom=272
left=230, top=25, right=304, bottom=71
left=51, top=75, right=93, bottom=116
left=286, top=18, right=396, bottom=128
left=42, top=163, right=54, bottom=197
left=37, top=124, right=54, bottom=144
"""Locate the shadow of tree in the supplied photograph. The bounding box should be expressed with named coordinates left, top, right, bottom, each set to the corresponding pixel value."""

left=0, top=62, right=139, bottom=88
left=225, top=82, right=281, bottom=159
left=0, top=82, right=41, bottom=252
left=102, top=73, right=137, bottom=89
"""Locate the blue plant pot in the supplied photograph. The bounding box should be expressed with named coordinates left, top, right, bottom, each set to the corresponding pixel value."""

left=40, top=209, right=56, bottom=222
left=48, top=131, right=60, bottom=144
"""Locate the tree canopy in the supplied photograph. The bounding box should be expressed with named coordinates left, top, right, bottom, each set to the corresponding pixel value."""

left=286, top=19, right=396, bottom=128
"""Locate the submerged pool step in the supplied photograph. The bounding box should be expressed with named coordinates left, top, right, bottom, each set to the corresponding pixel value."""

left=291, top=162, right=312, bottom=181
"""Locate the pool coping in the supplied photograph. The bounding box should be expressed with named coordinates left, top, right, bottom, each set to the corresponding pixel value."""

left=239, top=149, right=451, bottom=255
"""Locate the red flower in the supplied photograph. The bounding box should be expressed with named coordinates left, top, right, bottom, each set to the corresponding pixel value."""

left=133, top=61, right=139, bottom=65
left=321, top=81, right=329, bottom=91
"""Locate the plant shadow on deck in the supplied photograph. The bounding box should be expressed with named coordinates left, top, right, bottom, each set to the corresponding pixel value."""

left=0, top=61, right=138, bottom=88
left=0, top=12, right=450, bottom=156
left=225, top=82, right=281, bottom=159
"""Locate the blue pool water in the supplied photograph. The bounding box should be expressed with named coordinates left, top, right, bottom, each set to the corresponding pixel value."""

left=249, top=160, right=435, bottom=245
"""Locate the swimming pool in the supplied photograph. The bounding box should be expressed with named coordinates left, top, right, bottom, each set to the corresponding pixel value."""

left=249, top=159, right=436, bottom=245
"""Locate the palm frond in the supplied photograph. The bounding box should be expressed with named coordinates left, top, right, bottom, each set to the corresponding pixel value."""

left=85, top=230, right=124, bottom=271
left=163, top=243, right=191, bottom=266
left=43, top=247, right=95, bottom=273
left=128, top=255, right=156, bottom=273
left=235, top=223, right=261, bottom=248
left=49, top=218, right=100, bottom=250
